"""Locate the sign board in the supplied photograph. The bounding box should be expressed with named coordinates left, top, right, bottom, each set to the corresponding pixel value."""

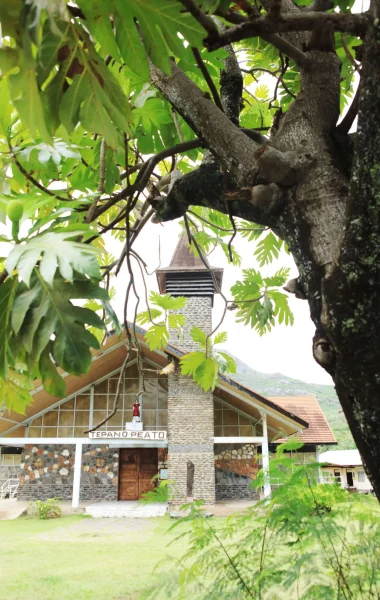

left=89, top=430, right=167, bottom=440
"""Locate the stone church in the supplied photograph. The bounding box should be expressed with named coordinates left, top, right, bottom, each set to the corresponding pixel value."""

left=0, top=236, right=336, bottom=506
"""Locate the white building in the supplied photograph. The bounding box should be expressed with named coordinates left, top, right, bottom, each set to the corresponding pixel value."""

left=319, top=450, right=372, bottom=493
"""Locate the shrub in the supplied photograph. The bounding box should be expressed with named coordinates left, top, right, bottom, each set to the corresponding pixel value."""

left=28, top=498, right=62, bottom=520
left=141, top=443, right=380, bottom=599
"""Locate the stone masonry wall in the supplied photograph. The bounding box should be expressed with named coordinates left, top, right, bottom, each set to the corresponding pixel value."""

left=168, top=370, right=215, bottom=504
left=168, top=294, right=215, bottom=505
left=215, top=444, right=259, bottom=500
left=18, top=444, right=76, bottom=501
left=81, top=445, right=118, bottom=501
left=17, top=444, right=118, bottom=502
left=169, top=297, right=212, bottom=351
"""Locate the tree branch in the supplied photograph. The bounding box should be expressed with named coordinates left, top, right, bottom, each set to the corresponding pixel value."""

left=92, top=138, right=203, bottom=220
left=204, top=13, right=368, bottom=52
left=191, top=47, right=224, bottom=112
left=150, top=61, right=314, bottom=186
left=178, top=0, right=219, bottom=41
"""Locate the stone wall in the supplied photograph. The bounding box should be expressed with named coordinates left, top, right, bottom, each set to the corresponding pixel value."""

left=214, top=444, right=259, bottom=500
left=169, top=297, right=212, bottom=351
left=18, top=444, right=76, bottom=501
left=17, top=444, right=118, bottom=502
left=168, top=296, right=215, bottom=506
left=168, top=367, right=215, bottom=505
left=81, top=444, right=118, bottom=501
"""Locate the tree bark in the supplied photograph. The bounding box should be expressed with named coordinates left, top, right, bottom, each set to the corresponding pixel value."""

left=322, top=1, right=380, bottom=498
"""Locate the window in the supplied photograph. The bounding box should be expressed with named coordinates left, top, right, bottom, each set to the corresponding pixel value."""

left=28, top=361, right=168, bottom=438
left=357, top=470, right=365, bottom=483
left=213, top=399, right=257, bottom=437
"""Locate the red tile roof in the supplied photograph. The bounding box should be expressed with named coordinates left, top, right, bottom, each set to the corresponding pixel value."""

left=268, top=396, right=337, bottom=445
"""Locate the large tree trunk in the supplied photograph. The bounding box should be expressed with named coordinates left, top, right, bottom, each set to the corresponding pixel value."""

left=150, top=4, right=380, bottom=499
left=322, top=2, right=380, bottom=498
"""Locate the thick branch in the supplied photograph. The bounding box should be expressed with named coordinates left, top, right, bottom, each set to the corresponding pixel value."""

left=205, top=13, right=368, bottom=51
left=150, top=61, right=315, bottom=186
left=151, top=160, right=283, bottom=229
left=220, top=46, right=243, bottom=126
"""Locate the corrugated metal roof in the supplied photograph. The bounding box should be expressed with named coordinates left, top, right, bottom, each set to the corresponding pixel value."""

left=269, top=396, right=337, bottom=445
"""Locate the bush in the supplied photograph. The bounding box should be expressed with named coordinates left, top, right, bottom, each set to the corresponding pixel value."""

left=28, top=498, right=62, bottom=520
left=141, top=443, right=380, bottom=600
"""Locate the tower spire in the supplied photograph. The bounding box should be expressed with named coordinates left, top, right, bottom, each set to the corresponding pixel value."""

left=156, top=233, right=223, bottom=303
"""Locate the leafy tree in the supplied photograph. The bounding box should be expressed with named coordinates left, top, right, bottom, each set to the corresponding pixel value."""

left=0, top=1, right=379, bottom=499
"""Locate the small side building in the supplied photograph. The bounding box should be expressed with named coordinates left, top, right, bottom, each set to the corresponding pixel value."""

left=319, top=449, right=372, bottom=493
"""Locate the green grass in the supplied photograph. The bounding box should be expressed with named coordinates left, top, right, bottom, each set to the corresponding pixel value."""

left=0, top=514, right=191, bottom=600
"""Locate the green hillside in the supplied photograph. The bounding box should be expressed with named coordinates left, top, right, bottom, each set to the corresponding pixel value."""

left=227, top=353, right=356, bottom=449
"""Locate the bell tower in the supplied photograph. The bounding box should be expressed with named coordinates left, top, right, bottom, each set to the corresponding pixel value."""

left=156, top=235, right=223, bottom=506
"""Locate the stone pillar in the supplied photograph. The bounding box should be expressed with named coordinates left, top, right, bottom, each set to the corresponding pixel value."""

left=167, top=296, right=215, bottom=506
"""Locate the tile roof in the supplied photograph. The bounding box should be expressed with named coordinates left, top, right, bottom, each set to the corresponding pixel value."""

left=268, top=396, right=337, bottom=445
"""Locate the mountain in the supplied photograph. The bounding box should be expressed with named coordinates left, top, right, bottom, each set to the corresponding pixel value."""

left=226, top=352, right=355, bottom=450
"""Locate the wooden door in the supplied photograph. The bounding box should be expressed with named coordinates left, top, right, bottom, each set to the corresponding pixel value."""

left=139, top=448, right=158, bottom=497
left=118, top=448, right=158, bottom=500
left=119, top=449, right=139, bottom=500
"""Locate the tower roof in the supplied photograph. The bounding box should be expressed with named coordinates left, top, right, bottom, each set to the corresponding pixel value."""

left=156, top=234, right=223, bottom=296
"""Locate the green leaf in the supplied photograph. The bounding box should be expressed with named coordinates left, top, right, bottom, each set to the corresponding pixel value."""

left=0, top=276, right=18, bottom=379
left=38, top=343, right=66, bottom=397
left=104, top=0, right=204, bottom=76
left=269, top=290, right=294, bottom=326
left=136, top=308, right=163, bottom=326
left=9, top=33, right=53, bottom=143
left=77, top=0, right=121, bottom=61
left=213, top=331, right=228, bottom=345
left=13, top=271, right=108, bottom=374
left=0, top=376, right=33, bottom=414
left=254, top=231, right=283, bottom=266
left=216, top=351, right=237, bottom=374
left=149, top=291, right=187, bottom=311
left=168, top=313, right=186, bottom=330
left=190, top=326, right=207, bottom=347
left=6, top=230, right=101, bottom=286
left=180, top=351, right=219, bottom=391
left=145, top=323, right=169, bottom=350
left=264, top=267, right=291, bottom=288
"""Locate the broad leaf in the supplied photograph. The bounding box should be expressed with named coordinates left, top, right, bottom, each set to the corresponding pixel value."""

left=254, top=231, right=283, bottom=266
left=216, top=351, right=237, bottom=375
left=13, top=271, right=108, bottom=374
left=190, top=326, right=208, bottom=347
left=0, top=375, right=33, bottom=414
left=6, top=230, right=101, bottom=286
left=136, top=308, right=163, bottom=326
left=214, top=331, right=228, bottom=345
left=168, top=313, right=186, bottom=329
left=149, top=291, right=187, bottom=311
left=180, top=351, right=219, bottom=391
left=0, top=277, right=18, bottom=379
left=38, top=343, right=66, bottom=397
left=145, top=323, right=169, bottom=351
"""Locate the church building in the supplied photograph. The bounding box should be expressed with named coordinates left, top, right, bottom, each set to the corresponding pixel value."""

left=0, top=236, right=336, bottom=507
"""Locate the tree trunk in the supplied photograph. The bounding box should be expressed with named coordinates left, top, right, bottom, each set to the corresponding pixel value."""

left=322, top=3, right=380, bottom=498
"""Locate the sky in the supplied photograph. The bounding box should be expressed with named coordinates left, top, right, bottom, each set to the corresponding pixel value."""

left=109, top=221, right=334, bottom=386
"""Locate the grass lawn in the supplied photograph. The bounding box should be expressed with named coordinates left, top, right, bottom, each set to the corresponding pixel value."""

left=0, top=514, right=192, bottom=600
